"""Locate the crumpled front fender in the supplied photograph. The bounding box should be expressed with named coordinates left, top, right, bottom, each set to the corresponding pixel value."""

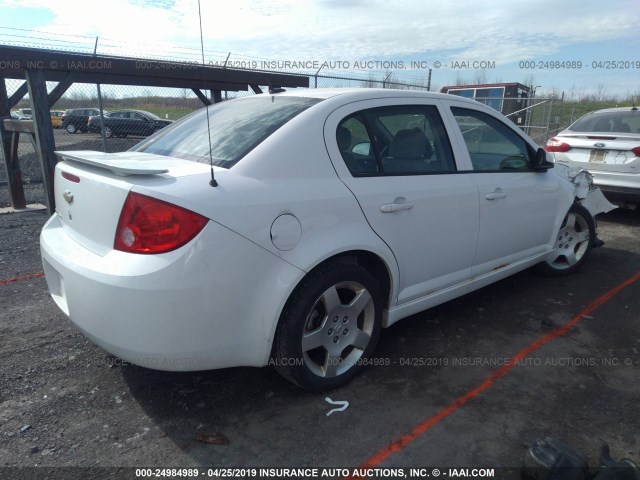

left=553, top=163, right=617, bottom=217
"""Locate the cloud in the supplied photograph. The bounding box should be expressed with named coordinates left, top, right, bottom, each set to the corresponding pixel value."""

left=1, top=0, right=638, bottom=68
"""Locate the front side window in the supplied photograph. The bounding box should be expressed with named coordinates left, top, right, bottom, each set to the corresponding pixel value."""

left=451, top=107, right=532, bottom=171
left=133, top=96, right=322, bottom=168
left=337, top=105, right=455, bottom=176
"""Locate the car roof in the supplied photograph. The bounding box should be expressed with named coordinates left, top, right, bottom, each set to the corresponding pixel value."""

left=273, top=87, right=473, bottom=103
left=110, top=109, right=154, bottom=115
left=576, top=106, right=639, bottom=115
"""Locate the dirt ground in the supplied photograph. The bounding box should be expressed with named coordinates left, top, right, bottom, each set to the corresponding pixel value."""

left=1, top=181, right=639, bottom=480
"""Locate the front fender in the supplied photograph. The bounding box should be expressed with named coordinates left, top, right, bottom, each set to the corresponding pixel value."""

left=553, top=163, right=617, bottom=216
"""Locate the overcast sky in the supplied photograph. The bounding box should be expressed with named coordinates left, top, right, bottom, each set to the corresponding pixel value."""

left=1, top=0, right=639, bottom=97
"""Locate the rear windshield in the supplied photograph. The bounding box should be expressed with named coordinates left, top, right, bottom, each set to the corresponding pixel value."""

left=568, top=110, right=640, bottom=133
left=132, top=95, right=322, bottom=168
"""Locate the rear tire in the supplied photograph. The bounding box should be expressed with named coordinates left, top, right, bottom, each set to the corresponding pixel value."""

left=273, top=260, right=383, bottom=392
left=533, top=203, right=595, bottom=277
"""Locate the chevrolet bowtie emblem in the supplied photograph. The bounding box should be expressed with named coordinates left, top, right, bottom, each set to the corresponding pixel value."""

left=63, top=190, right=74, bottom=204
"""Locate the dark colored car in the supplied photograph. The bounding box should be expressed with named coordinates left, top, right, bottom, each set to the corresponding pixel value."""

left=62, top=108, right=104, bottom=134
left=87, top=109, right=173, bottom=138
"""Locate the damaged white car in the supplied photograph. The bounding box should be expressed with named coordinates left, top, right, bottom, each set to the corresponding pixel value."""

left=40, top=89, right=615, bottom=391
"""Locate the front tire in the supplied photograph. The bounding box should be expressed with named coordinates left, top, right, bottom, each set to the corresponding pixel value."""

left=273, top=260, right=383, bottom=391
left=533, top=203, right=595, bottom=277
left=66, top=124, right=76, bottom=134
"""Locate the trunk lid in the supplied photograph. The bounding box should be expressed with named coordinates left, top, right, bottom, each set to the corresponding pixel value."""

left=54, top=150, right=209, bottom=256
left=555, top=133, right=640, bottom=172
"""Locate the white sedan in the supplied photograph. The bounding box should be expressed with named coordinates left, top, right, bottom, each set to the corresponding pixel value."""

left=546, top=106, right=640, bottom=207
left=40, top=89, right=614, bottom=391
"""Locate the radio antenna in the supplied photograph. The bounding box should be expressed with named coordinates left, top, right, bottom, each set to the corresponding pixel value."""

left=197, top=0, right=218, bottom=187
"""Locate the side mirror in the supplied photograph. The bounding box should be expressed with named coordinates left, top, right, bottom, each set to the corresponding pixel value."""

left=532, top=147, right=554, bottom=171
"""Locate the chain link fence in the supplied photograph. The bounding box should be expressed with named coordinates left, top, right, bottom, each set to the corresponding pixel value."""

left=0, top=73, right=610, bottom=208
left=0, top=71, right=427, bottom=206
left=1, top=80, right=205, bottom=206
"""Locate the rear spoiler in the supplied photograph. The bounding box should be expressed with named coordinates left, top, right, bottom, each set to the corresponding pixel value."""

left=55, top=150, right=171, bottom=176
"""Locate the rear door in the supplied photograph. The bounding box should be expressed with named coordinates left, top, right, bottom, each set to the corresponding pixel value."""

left=325, top=98, right=479, bottom=306
left=131, top=112, right=150, bottom=136
left=108, top=111, right=127, bottom=135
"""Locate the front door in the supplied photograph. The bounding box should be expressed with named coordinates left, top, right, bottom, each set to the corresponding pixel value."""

left=447, top=106, right=562, bottom=276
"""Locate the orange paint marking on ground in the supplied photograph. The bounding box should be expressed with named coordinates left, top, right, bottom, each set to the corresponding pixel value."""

left=345, top=270, right=640, bottom=478
left=0, top=272, right=45, bottom=286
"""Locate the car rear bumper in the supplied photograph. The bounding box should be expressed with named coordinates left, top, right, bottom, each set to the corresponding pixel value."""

left=555, top=160, right=640, bottom=201
left=589, top=170, right=640, bottom=201
left=40, top=213, right=303, bottom=371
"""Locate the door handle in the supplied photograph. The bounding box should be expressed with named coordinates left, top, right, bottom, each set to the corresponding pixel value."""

left=485, top=189, right=507, bottom=200
left=380, top=200, right=414, bottom=213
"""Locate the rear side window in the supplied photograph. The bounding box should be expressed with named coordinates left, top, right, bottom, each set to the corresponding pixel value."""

left=337, top=105, right=455, bottom=176
left=134, top=96, right=322, bottom=168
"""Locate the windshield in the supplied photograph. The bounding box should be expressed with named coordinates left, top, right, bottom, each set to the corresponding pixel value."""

left=569, top=110, right=640, bottom=133
left=132, top=95, right=322, bottom=168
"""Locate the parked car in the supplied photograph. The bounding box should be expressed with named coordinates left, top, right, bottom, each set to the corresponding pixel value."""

left=50, top=110, right=65, bottom=128
left=10, top=111, right=27, bottom=120
left=547, top=106, right=640, bottom=205
left=16, top=108, right=32, bottom=119
left=41, top=89, right=614, bottom=391
left=62, top=108, right=104, bottom=133
left=87, top=109, right=173, bottom=138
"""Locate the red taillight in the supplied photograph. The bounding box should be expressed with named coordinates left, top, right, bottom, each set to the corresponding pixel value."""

left=87, top=117, right=92, bottom=125
left=114, top=192, right=208, bottom=254
left=631, top=147, right=640, bottom=157
left=545, top=138, right=572, bottom=153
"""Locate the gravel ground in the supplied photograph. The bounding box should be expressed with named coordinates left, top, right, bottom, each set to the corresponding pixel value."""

left=1, top=174, right=639, bottom=480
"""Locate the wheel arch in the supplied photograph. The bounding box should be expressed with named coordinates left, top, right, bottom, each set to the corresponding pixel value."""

left=269, top=249, right=394, bottom=389
left=533, top=201, right=596, bottom=276
left=267, top=248, right=395, bottom=360
left=329, top=250, right=393, bottom=310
